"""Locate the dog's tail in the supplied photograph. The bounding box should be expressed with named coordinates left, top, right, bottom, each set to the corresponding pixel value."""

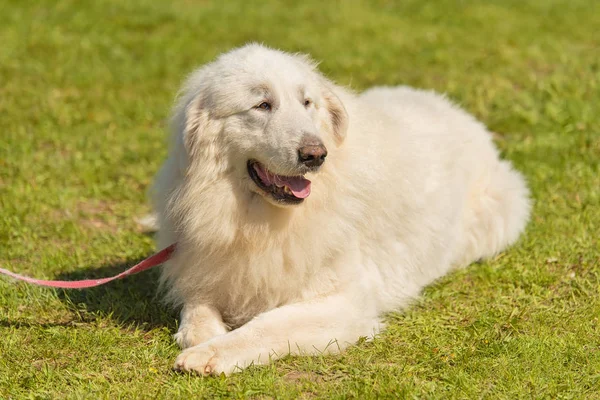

left=456, top=160, right=531, bottom=266
left=136, top=213, right=160, bottom=232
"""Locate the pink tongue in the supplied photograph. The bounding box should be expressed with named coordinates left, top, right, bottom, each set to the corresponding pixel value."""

left=254, top=164, right=312, bottom=199
left=280, top=176, right=311, bottom=198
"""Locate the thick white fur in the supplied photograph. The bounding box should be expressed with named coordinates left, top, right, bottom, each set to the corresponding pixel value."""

left=152, top=44, right=530, bottom=375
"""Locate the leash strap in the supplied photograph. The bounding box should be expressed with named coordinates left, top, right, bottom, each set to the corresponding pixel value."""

left=0, top=244, right=176, bottom=289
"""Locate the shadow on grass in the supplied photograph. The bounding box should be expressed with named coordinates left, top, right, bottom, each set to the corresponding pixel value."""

left=53, top=257, right=178, bottom=332
left=0, top=319, right=80, bottom=329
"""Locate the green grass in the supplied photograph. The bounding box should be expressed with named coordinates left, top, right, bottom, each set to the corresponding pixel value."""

left=1, top=0, right=599, bottom=398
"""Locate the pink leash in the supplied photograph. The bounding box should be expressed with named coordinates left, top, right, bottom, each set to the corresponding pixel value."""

left=0, top=244, right=176, bottom=289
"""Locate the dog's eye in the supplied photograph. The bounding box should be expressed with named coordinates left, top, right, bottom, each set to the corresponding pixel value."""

left=256, top=102, right=272, bottom=111
left=304, top=99, right=312, bottom=107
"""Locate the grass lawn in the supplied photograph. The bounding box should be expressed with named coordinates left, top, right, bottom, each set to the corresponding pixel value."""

left=1, top=0, right=599, bottom=398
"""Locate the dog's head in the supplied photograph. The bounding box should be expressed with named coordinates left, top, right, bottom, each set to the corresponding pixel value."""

left=172, top=44, right=348, bottom=208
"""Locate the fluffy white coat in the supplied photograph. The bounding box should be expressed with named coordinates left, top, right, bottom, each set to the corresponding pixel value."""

left=152, top=44, right=530, bottom=375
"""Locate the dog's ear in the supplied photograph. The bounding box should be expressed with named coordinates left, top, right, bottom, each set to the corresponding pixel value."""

left=169, top=65, right=217, bottom=159
left=168, top=90, right=212, bottom=176
left=181, top=94, right=209, bottom=158
left=320, top=82, right=349, bottom=145
left=171, top=86, right=215, bottom=157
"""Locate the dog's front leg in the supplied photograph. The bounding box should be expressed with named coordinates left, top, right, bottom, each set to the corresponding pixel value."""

left=173, top=292, right=381, bottom=375
left=174, top=303, right=229, bottom=349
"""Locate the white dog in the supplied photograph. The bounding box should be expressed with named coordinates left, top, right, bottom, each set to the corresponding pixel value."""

left=151, top=44, right=530, bottom=375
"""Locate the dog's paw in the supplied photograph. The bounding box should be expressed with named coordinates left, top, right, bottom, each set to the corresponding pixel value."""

left=173, top=343, right=241, bottom=376
left=173, top=344, right=218, bottom=375
left=174, top=330, right=200, bottom=350
left=174, top=328, right=217, bottom=349
left=174, top=320, right=229, bottom=349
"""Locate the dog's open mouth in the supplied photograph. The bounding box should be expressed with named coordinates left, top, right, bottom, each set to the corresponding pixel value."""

left=247, top=160, right=311, bottom=204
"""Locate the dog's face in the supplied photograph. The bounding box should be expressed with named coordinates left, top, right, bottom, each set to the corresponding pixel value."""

left=177, top=45, right=348, bottom=208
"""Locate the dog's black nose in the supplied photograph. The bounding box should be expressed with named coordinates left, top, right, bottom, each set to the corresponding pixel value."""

left=298, top=142, right=328, bottom=167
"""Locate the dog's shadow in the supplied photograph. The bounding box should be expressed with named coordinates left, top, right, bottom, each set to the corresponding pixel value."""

left=54, top=257, right=178, bottom=332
